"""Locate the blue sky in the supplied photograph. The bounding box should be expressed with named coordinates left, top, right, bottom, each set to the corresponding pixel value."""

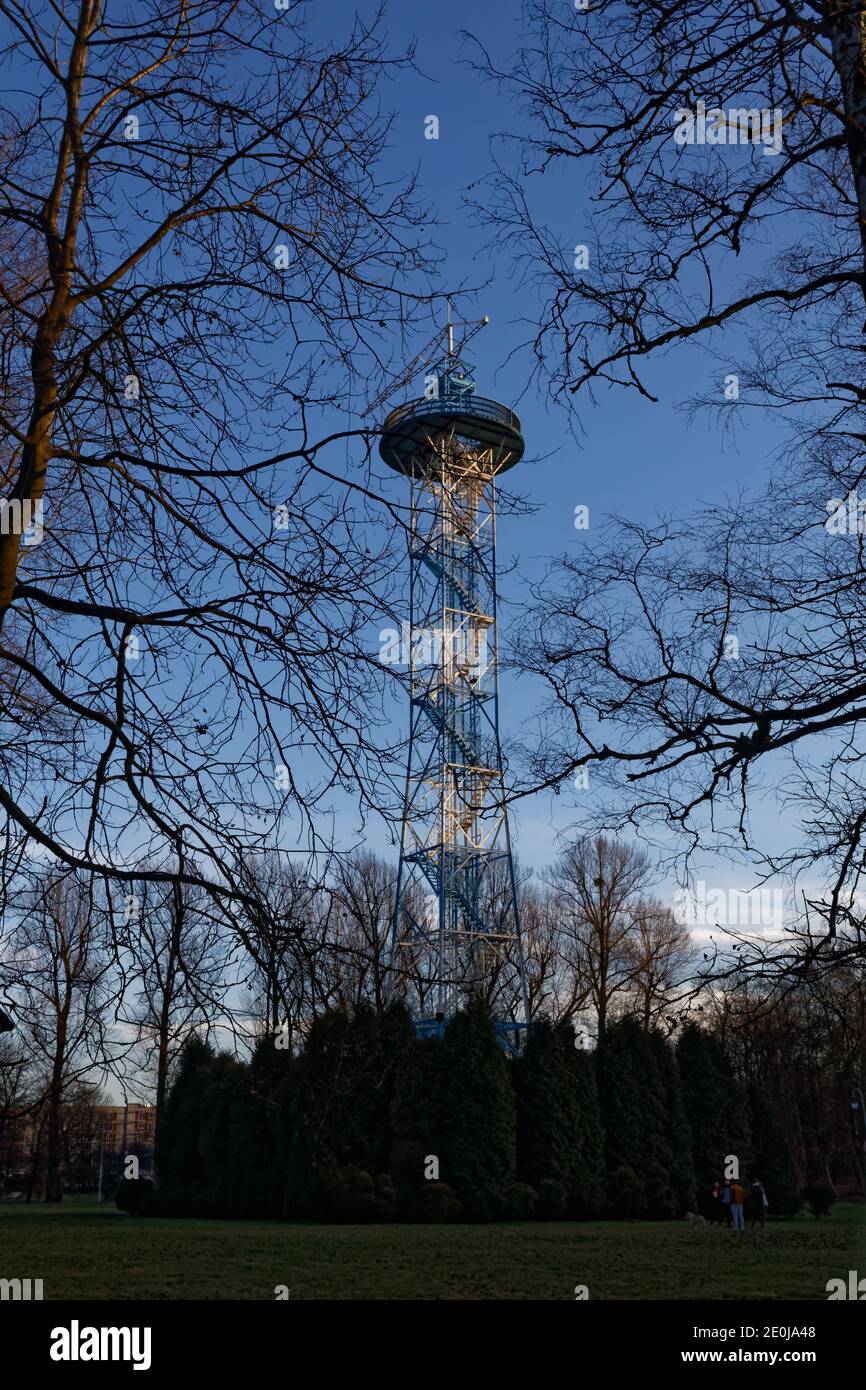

left=0, top=0, right=800, bottom=909
left=299, top=0, right=797, bottom=905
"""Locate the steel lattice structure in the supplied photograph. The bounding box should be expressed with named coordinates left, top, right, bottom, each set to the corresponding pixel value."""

left=380, top=351, right=530, bottom=1050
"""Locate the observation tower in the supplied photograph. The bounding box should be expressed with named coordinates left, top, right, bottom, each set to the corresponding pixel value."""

left=380, top=324, right=530, bottom=1049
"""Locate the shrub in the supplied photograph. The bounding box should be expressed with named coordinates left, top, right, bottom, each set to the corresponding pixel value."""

left=642, top=1157, right=678, bottom=1220
left=504, top=1182, right=537, bottom=1220
left=374, top=1172, right=399, bottom=1222
left=115, top=1177, right=154, bottom=1216
left=317, top=1164, right=378, bottom=1222
left=608, top=1163, right=642, bottom=1219
left=802, top=1184, right=835, bottom=1220
left=535, top=1177, right=569, bottom=1220
left=420, top=1182, right=462, bottom=1223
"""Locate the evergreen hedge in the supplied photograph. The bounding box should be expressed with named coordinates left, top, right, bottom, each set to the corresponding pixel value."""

left=143, top=1005, right=797, bottom=1224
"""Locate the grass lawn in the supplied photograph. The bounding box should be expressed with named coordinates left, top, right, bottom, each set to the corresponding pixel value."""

left=1, top=1196, right=864, bottom=1300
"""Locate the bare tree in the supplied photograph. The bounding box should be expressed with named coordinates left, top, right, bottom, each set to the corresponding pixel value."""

left=230, top=849, right=395, bottom=1052
left=517, top=878, right=584, bottom=1023
left=8, top=871, right=111, bottom=1200
left=546, top=834, right=653, bottom=1040
left=117, top=875, right=230, bottom=1162
left=705, top=965, right=866, bottom=1188
left=0, top=1031, right=37, bottom=1193
left=469, top=0, right=866, bottom=981
left=621, top=898, right=693, bottom=1031
left=0, top=0, right=434, bottom=921
left=60, top=1079, right=108, bottom=1194
left=329, top=851, right=393, bottom=1011
left=471, top=0, right=866, bottom=403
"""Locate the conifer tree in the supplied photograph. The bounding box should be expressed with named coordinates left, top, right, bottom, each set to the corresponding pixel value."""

left=648, top=1029, right=695, bottom=1216
left=389, top=1033, right=449, bottom=1218
left=512, top=1017, right=604, bottom=1218
left=250, top=1032, right=296, bottom=1219
left=677, top=1023, right=750, bottom=1194
left=155, top=1036, right=216, bottom=1215
left=438, top=995, right=518, bottom=1221
left=597, top=1016, right=683, bottom=1218
left=344, top=1003, right=414, bottom=1175
left=748, top=1083, right=800, bottom=1216
left=196, top=1054, right=249, bottom=1217
left=292, top=1002, right=414, bottom=1217
left=596, top=1018, right=646, bottom=1217
left=569, top=1046, right=606, bottom=1218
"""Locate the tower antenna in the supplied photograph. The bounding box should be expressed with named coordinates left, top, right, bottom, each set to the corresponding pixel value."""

left=366, top=310, right=489, bottom=418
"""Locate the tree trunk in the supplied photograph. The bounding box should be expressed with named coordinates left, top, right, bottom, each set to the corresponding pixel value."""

left=0, top=0, right=97, bottom=629
left=44, top=1068, right=65, bottom=1202
left=152, top=993, right=172, bottom=1190
left=826, top=0, right=866, bottom=297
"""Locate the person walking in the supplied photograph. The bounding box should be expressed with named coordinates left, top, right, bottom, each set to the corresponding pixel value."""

left=729, top=1179, right=746, bottom=1230
left=749, top=1179, right=768, bottom=1229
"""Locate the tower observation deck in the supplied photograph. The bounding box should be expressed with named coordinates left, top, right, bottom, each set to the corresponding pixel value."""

left=380, top=351, right=530, bottom=1050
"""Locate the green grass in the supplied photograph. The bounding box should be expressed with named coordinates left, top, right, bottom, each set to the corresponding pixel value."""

left=1, top=1197, right=864, bottom=1300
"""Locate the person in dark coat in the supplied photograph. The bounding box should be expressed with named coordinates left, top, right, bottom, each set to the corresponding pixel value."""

left=749, top=1179, right=768, bottom=1228
left=721, top=1179, right=732, bottom=1227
